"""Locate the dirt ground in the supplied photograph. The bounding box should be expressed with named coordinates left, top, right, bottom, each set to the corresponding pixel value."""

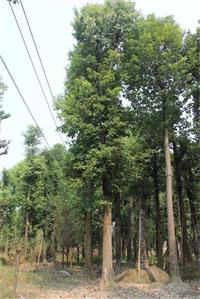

left=16, top=278, right=200, bottom=299
left=1, top=264, right=200, bottom=299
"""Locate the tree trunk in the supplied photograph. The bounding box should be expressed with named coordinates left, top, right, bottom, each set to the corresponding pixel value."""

left=77, top=245, right=80, bottom=264
left=127, top=197, right=133, bottom=263
left=102, top=204, right=113, bottom=283
left=101, top=176, right=113, bottom=284
left=138, top=192, right=148, bottom=270
left=115, top=192, right=121, bottom=263
left=153, top=153, right=164, bottom=268
left=24, top=189, right=31, bottom=256
left=185, top=170, right=200, bottom=265
left=84, top=210, right=93, bottom=276
left=24, top=213, right=29, bottom=256
left=173, top=141, right=191, bottom=265
left=61, top=246, right=65, bottom=270
left=164, top=127, right=180, bottom=278
left=36, top=230, right=43, bottom=271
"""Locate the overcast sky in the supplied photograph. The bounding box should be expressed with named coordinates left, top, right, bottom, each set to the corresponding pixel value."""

left=0, top=0, right=199, bottom=170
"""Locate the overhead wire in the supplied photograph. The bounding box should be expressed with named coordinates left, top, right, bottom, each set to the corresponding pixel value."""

left=19, top=0, right=60, bottom=105
left=8, top=1, right=65, bottom=146
left=1, top=54, right=68, bottom=208
left=19, top=0, right=69, bottom=144
left=0, top=55, right=59, bottom=163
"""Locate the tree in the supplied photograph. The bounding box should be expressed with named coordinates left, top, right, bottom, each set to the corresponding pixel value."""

left=23, top=125, right=41, bottom=157
left=123, top=15, right=186, bottom=278
left=56, top=0, right=138, bottom=284
left=184, top=27, right=200, bottom=142
left=0, top=77, right=10, bottom=156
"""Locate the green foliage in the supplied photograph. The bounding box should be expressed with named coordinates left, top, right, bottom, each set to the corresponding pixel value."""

left=0, top=77, right=10, bottom=155
left=23, top=125, right=42, bottom=157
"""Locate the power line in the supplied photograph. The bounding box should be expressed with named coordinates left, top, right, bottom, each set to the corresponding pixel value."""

left=19, top=0, right=69, bottom=144
left=19, top=0, right=57, bottom=106
left=8, top=1, right=65, bottom=146
left=0, top=55, right=59, bottom=163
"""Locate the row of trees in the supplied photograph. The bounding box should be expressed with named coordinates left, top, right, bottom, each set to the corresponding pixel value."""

left=0, top=0, right=199, bottom=285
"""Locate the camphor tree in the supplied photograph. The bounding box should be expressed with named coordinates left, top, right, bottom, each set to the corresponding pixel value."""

left=182, top=26, right=200, bottom=265
left=56, top=0, right=138, bottom=284
left=123, top=14, right=186, bottom=278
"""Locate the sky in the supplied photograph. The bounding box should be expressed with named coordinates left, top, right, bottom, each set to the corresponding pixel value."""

left=0, top=0, right=199, bottom=170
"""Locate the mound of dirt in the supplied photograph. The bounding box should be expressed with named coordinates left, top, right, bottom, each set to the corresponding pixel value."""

left=115, top=266, right=170, bottom=284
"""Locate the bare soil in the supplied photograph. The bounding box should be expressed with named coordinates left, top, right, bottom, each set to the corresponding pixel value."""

left=1, top=263, right=200, bottom=299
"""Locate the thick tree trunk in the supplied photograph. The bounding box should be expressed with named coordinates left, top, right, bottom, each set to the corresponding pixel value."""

left=164, top=127, right=180, bottom=278
left=115, top=192, right=121, bottom=263
left=84, top=210, right=93, bottom=276
left=153, top=153, right=164, bottom=268
left=102, top=204, right=113, bottom=283
left=173, top=141, right=191, bottom=265
left=101, top=176, right=113, bottom=284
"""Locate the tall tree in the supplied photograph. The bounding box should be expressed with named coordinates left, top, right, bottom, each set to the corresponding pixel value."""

left=56, top=0, right=138, bottom=284
left=124, top=15, right=185, bottom=278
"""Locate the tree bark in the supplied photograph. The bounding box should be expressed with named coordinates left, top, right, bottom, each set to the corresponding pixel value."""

left=61, top=246, right=65, bottom=270
left=101, top=176, right=113, bottom=284
left=127, top=197, right=133, bottom=263
left=77, top=245, right=80, bottom=264
left=24, top=213, right=29, bottom=256
left=115, top=192, right=121, bottom=263
left=164, top=127, right=180, bottom=278
left=24, top=189, right=31, bottom=256
left=36, top=230, right=43, bottom=271
left=153, top=153, right=164, bottom=268
left=102, top=204, right=113, bottom=283
left=173, top=141, right=191, bottom=265
left=185, top=170, right=200, bottom=266
left=138, top=191, right=148, bottom=270
left=84, top=210, right=93, bottom=276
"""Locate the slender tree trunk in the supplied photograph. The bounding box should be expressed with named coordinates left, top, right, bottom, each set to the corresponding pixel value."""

left=185, top=172, right=200, bottom=265
left=36, top=230, right=43, bottom=271
left=137, top=197, right=141, bottom=274
left=115, top=192, right=121, bottom=263
left=84, top=210, right=93, bottom=276
left=61, top=246, right=65, bottom=270
left=153, top=153, right=164, bottom=268
left=164, top=127, right=180, bottom=278
left=173, top=141, right=191, bottom=265
left=121, top=220, right=126, bottom=259
left=24, top=189, right=31, bottom=256
left=77, top=245, right=80, bottom=264
left=127, top=197, right=133, bottom=263
left=66, top=248, right=69, bottom=264
left=24, top=213, right=29, bottom=256
left=138, top=192, right=148, bottom=269
left=98, top=209, right=102, bottom=259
